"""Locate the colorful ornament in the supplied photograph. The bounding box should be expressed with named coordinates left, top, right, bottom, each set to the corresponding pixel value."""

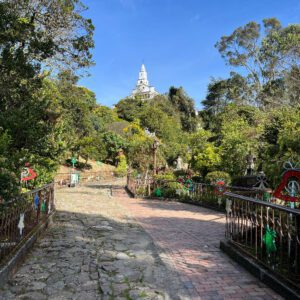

left=20, top=163, right=37, bottom=182
left=177, top=177, right=193, bottom=191
left=225, top=199, right=232, bottom=214
left=255, top=172, right=268, bottom=189
left=263, top=226, right=277, bottom=254
left=154, top=188, right=162, bottom=197
left=34, top=193, right=39, bottom=210
left=18, top=213, right=25, bottom=236
left=214, top=179, right=226, bottom=196
left=41, top=201, right=46, bottom=213
left=71, top=157, right=77, bottom=168
left=273, top=162, right=300, bottom=203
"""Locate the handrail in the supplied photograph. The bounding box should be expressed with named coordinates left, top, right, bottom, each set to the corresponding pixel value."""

left=224, top=191, right=300, bottom=215
left=0, top=183, right=55, bottom=267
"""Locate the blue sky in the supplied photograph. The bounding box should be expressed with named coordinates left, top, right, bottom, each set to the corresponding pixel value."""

left=79, top=0, right=299, bottom=109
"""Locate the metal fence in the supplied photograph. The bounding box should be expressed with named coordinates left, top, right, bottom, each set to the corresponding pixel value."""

left=0, top=183, right=55, bottom=267
left=224, top=191, right=300, bottom=288
left=126, top=176, right=265, bottom=209
left=127, top=175, right=300, bottom=287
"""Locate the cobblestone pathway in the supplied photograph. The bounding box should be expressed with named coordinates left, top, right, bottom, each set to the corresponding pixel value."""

left=0, top=183, right=188, bottom=300
left=0, top=184, right=282, bottom=300
left=118, top=197, right=282, bottom=300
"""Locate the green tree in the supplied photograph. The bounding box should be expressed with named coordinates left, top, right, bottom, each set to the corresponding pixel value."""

left=115, top=98, right=145, bottom=122
left=215, top=18, right=300, bottom=107
left=218, top=105, right=263, bottom=177
left=168, top=87, right=198, bottom=132
left=0, top=0, right=94, bottom=198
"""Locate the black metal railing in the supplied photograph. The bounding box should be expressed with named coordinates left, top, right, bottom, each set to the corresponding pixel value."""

left=126, top=176, right=265, bottom=208
left=0, top=183, right=55, bottom=266
left=127, top=174, right=300, bottom=288
left=224, top=191, right=300, bottom=288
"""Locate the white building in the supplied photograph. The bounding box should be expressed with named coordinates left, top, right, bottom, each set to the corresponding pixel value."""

left=131, top=64, right=159, bottom=100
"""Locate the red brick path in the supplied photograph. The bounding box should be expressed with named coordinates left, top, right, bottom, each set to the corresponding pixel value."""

left=118, top=197, right=282, bottom=300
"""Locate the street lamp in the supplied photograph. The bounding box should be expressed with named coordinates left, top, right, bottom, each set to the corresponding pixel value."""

left=152, top=138, right=159, bottom=175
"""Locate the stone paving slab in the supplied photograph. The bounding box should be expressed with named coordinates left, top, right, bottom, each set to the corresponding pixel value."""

left=0, top=184, right=190, bottom=300
left=117, top=197, right=283, bottom=300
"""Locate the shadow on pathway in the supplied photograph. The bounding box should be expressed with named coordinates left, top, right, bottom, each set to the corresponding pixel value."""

left=117, top=196, right=282, bottom=300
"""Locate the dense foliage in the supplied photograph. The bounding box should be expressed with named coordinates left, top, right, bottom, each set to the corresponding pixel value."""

left=0, top=7, right=298, bottom=202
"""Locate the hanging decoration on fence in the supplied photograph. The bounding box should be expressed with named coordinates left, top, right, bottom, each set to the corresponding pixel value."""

left=273, top=162, right=300, bottom=204
left=34, top=193, right=39, bottom=210
left=18, top=213, right=25, bottom=236
left=41, top=200, right=47, bottom=213
left=263, top=226, right=277, bottom=254
left=225, top=199, right=232, bottom=214
left=254, top=172, right=268, bottom=190
left=48, top=201, right=51, bottom=214
left=214, top=179, right=226, bottom=196
left=177, top=176, right=193, bottom=192
left=20, top=163, right=37, bottom=182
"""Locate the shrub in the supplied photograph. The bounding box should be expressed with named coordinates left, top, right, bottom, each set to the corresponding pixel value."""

left=153, top=172, right=175, bottom=181
left=115, top=154, right=127, bottom=177
left=205, top=171, right=231, bottom=185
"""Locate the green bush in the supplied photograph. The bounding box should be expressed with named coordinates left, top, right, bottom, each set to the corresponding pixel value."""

left=205, top=171, right=231, bottom=185
left=173, top=169, right=193, bottom=178
left=115, top=154, right=127, bottom=177
left=154, top=172, right=175, bottom=181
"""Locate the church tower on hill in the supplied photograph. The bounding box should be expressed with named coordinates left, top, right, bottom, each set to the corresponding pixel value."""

left=131, top=64, right=159, bottom=100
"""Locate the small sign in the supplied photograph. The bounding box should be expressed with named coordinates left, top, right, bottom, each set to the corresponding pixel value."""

left=71, top=157, right=77, bottom=167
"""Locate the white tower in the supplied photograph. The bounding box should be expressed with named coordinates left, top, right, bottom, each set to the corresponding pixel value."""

left=131, top=64, right=158, bottom=100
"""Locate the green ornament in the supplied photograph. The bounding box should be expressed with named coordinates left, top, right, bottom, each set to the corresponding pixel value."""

left=96, top=160, right=102, bottom=166
left=71, top=157, right=77, bottom=167
left=41, top=201, right=46, bottom=213
left=263, top=226, right=277, bottom=254
left=154, top=188, right=162, bottom=197
left=263, top=192, right=270, bottom=201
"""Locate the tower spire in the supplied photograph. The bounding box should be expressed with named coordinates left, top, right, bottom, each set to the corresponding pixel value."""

left=130, top=64, right=158, bottom=100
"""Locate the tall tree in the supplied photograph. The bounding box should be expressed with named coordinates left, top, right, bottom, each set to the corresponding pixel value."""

left=168, top=87, right=198, bottom=132
left=4, top=0, right=94, bottom=71
left=0, top=0, right=94, bottom=197
left=215, top=18, right=300, bottom=107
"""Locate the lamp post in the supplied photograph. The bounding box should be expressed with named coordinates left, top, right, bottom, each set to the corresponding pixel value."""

left=152, top=138, right=159, bottom=175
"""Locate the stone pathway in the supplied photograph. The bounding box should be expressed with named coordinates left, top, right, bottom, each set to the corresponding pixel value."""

left=0, top=183, right=189, bottom=300
left=0, top=183, right=282, bottom=299
left=117, top=197, right=282, bottom=300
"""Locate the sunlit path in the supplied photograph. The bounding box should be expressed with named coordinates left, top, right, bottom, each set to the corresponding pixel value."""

left=0, top=183, right=282, bottom=299
left=118, top=197, right=282, bottom=300
left=0, top=183, right=188, bottom=300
